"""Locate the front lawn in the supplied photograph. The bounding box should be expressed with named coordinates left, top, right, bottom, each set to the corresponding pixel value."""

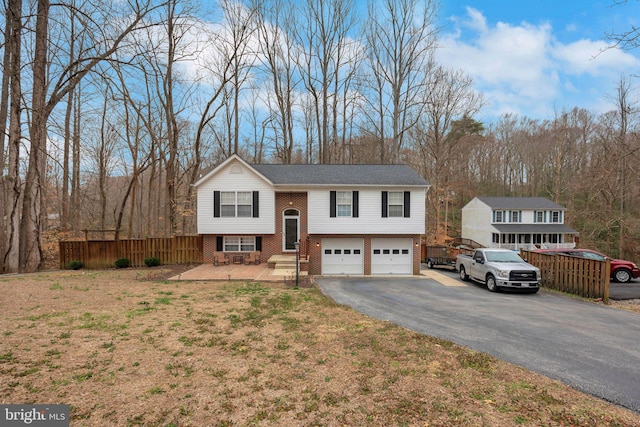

left=0, top=269, right=638, bottom=426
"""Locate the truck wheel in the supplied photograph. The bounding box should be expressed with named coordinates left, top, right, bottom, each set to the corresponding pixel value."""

left=614, top=268, right=632, bottom=283
left=427, top=259, right=434, bottom=269
left=486, top=275, right=500, bottom=292
left=459, top=266, right=469, bottom=281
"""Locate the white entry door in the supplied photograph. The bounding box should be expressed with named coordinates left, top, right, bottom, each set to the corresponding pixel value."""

left=371, top=238, right=413, bottom=275
left=321, top=238, right=364, bottom=275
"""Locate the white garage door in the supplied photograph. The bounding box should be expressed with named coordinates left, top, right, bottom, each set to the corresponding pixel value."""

left=371, top=238, right=413, bottom=275
left=321, top=238, right=364, bottom=275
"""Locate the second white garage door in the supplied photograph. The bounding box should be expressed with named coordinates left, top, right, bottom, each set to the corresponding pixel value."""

left=371, top=238, right=413, bottom=275
left=321, top=238, right=364, bottom=275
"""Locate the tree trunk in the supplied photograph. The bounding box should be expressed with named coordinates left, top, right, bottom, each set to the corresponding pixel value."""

left=2, top=0, right=22, bottom=273
left=71, top=86, right=82, bottom=230
left=19, top=0, right=50, bottom=273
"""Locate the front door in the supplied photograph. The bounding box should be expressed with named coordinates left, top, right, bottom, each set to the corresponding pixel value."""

left=283, top=209, right=299, bottom=251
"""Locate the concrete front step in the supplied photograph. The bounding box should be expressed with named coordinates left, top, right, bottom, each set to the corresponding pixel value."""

left=267, top=255, right=309, bottom=272
left=274, top=262, right=297, bottom=269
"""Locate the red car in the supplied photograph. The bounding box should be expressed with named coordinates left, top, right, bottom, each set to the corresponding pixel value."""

left=534, top=248, right=640, bottom=283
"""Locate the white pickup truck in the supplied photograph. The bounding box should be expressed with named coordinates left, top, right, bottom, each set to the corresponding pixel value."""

left=455, top=248, right=541, bottom=293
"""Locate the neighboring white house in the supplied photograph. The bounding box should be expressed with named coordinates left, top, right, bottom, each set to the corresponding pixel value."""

left=461, top=197, right=578, bottom=250
left=194, top=154, right=430, bottom=275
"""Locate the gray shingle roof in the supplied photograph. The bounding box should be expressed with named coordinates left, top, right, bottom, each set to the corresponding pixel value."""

left=477, top=196, right=565, bottom=210
left=251, top=163, right=429, bottom=186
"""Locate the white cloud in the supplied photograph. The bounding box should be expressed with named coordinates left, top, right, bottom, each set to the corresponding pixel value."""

left=553, top=39, right=640, bottom=76
left=438, top=7, right=640, bottom=119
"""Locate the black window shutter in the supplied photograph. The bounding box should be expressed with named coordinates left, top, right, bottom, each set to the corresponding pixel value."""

left=213, top=191, right=220, bottom=217
left=256, top=236, right=262, bottom=251
left=216, top=236, right=223, bottom=251
left=404, top=191, right=411, bottom=217
left=352, top=191, right=359, bottom=217
left=253, top=191, right=259, bottom=217
left=330, top=191, right=336, bottom=217
left=382, top=191, right=388, bottom=218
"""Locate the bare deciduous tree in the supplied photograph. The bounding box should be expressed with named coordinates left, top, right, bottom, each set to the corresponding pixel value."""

left=293, top=0, right=357, bottom=163
left=362, top=0, right=438, bottom=163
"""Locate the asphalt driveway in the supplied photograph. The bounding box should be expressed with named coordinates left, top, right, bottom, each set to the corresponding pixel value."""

left=316, top=273, right=640, bottom=414
left=611, top=280, right=640, bottom=300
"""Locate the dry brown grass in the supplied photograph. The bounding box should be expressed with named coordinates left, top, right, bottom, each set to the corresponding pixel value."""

left=1, top=268, right=639, bottom=426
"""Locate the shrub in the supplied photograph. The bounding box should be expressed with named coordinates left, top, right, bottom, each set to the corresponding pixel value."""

left=144, top=256, right=161, bottom=267
left=114, top=258, right=130, bottom=269
left=68, top=260, right=84, bottom=270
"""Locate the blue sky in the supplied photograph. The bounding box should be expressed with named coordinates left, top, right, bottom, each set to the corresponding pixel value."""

left=435, top=1, right=640, bottom=120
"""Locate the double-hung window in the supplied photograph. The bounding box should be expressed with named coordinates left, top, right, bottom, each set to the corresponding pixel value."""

left=535, top=211, right=544, bottom=223
left=551, top=211, right=561, bottom=223
left=224, top=236, right=255, bottom=252
left=387, top=192, right=404, bottom=217
left=236, top=192, right=252, bottom=217
left=215, top=191, right=258, bottom=218
left=511, top=211, right=519, bottom=223
left=220, top=192, right=237, bottom=217
left=336, top=191, right=352, bottom=217
left=330, top=191, right=359, bottom=217
left=494, top=211, right=503, bottom=223
left=382, top=191, right=410, bottom=217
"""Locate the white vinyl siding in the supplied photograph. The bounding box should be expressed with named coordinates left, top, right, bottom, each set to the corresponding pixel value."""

left=196, top=160, right=275, bottom=234
left=308, top=188, right=425, bottom=235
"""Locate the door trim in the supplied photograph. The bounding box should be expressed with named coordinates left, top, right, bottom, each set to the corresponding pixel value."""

left=282, top=209, right=300, bottom=252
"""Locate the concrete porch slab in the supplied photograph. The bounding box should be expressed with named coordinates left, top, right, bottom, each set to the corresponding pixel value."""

left=168, top=263, right=304, bottom=282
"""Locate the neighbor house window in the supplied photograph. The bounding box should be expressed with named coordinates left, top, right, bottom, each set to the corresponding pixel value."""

left=494, top=211, right=504, bottom=223
left=511, top=211, right=520, bottom=223
left=217, top=191, right=256, bottom=218
left=535, top=211, right=544, bottom=223
left=337, top=191, right=352, bottom=217
left=224, top=236, right=255, bottom=252
left=551, top=211, right=561, bottom=223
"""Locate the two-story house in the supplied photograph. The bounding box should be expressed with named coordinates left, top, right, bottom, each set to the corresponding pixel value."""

left=194, top=154, right=430, bottom=275
left=461, top=197, right=578, bottom=250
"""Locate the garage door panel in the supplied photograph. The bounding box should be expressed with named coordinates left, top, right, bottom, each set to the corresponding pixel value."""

left=371, top=238, right=412, bottom=275
left=322, top=238, right=363, bottom=275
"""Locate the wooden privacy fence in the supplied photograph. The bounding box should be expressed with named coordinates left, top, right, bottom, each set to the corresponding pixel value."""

left=59, top=235, right=203, bottom=269
left=521, top=250, right=610, bottom=303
